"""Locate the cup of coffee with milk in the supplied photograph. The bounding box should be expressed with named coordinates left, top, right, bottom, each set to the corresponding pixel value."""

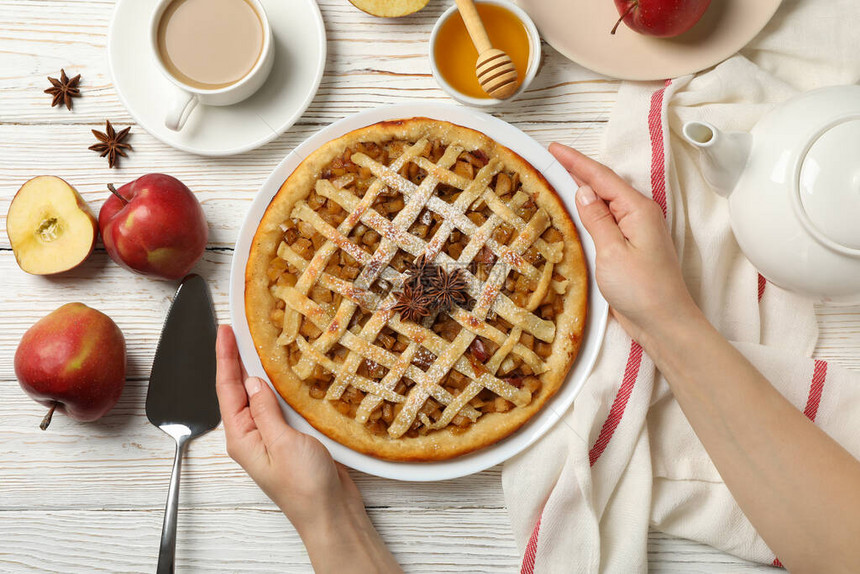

left=151, top=0, right=274, bottom=131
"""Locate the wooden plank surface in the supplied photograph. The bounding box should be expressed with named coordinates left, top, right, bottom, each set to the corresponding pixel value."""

left=1, top=0, right=857, bottom=572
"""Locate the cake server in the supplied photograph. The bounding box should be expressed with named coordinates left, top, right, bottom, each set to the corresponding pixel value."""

left=147, top=274, right=220, bottom=574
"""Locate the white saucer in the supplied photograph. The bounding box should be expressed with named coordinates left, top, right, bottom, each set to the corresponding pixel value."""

left=108, top=0, right=326, bottom=157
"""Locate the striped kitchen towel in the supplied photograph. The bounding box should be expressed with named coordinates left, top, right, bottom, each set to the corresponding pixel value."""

left=503, top=0, right=860, bottom=571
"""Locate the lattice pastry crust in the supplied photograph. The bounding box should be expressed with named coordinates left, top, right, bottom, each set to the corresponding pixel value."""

left=245, top=118, right=587, bottom=461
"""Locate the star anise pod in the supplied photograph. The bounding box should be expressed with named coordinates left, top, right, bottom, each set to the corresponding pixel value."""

left=426, top=266, right=469, bottom=312
left=89, top=120, right=133, bottom=169
left=45, top=69, right=81, bottom=110
left=404, top=254, right=435, bottom=290
left=392, top=283, right=431, bottom=324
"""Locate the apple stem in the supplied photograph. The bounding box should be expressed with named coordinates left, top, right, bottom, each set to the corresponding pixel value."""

left=40, top=402, right=58, bottom=431
left=611, top=1, right=638, bottom=35
left=107, top=183, right=129, bottom=205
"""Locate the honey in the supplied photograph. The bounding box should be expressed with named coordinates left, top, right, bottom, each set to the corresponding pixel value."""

left=434, top=3, right=531, bottom=100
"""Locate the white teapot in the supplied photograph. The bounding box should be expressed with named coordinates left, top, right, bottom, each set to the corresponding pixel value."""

left=682, top=85, right=860, bottom=302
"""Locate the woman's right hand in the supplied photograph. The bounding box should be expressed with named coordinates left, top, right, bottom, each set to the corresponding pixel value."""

left=549, top=143, right=700, bottom=344
left=548, top=144, right=860, bottom=574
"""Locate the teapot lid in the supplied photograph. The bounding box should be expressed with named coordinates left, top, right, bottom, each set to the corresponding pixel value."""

left=798, top=119, right=860, bottom=251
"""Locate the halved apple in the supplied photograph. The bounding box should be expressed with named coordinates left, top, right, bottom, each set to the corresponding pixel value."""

left=348, top=0, right=429, bottom=18
left=6, top=176, right=97, bottom=275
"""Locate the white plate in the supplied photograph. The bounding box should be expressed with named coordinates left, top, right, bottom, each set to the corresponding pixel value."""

left=107, top=0, right=326, bottom=157
left=516, top=0, right=782, bottom=81
left=229, top=104, right=608, bottom=481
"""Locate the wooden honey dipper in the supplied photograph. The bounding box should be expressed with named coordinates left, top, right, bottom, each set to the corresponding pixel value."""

left=453, top=0, right=520, bottom=99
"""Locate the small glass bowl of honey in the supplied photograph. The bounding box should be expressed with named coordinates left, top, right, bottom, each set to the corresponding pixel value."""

left=430, top=0, right=541, bottom=107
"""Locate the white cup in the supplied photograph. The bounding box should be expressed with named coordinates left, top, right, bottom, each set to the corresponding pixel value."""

left=150, top=0, right=275, bottom=131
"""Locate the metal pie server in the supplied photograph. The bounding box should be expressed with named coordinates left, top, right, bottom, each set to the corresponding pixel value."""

left=147, top=274, right=220, bottom=574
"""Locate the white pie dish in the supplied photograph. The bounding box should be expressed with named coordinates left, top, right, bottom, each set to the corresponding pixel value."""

left=229, top=103, right=608, bottom=481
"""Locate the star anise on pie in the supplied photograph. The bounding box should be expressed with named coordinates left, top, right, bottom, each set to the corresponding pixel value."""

left=89, top=120, right=133, bottom=169
left=45, top=69, right=81, bottom=110
left=392, top=283, right=431, bottom=324
left=426, top=265, right=469, bottom=312
left=404, top=254, right=435, bottom=290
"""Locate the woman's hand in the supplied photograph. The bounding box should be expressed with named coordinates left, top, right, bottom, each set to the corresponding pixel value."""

left=215, top=325, right=355, bottom=526
left=549, top=142, right=700, bottom=343
left=550, top=144, right=860, bottom=574
left=215, top=325, right=401, bottom=573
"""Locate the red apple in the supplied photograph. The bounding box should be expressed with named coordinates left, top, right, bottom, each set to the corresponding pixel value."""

left=99, top=174, right=208, bottom=280
left=612, top=0, right=711, bottom=38
left=14, top=303, right=126, bottom=430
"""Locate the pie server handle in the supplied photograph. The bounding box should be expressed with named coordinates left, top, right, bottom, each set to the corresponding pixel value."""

left=157, top=429, right=191, bottom=574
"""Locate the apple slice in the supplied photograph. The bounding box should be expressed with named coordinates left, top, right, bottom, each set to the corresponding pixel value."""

left=6, top=176, right=97, bottom=275
left=348, top=0, right=428, bottom=18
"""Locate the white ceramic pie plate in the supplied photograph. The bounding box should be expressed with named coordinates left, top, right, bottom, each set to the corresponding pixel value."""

left=229, top=104, right=608, bottom=481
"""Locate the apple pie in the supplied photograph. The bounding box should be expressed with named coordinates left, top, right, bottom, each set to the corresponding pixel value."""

left=245, top=118, right=587, bottom=461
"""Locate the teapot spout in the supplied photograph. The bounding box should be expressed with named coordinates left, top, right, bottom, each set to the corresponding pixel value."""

left=682, top=121, right=751, bottom=198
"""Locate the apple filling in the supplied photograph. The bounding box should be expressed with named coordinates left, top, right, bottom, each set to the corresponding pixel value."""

left=266, top=139, right=567, bottom=437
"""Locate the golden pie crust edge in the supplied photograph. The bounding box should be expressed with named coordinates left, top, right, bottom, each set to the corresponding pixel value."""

left=245, top=118, right=588, bottom=462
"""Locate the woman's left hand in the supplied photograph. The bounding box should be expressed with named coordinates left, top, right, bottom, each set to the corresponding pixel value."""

left=215, top=325, right=402, bottom=573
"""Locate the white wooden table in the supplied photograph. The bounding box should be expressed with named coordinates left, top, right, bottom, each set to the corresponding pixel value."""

left=3, top=1, right=860, bottom=572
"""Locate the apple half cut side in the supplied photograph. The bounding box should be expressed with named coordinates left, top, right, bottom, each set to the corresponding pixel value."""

left=348, top=0, right=429, bottom=18
left=6, top=176, right=97, bottom=275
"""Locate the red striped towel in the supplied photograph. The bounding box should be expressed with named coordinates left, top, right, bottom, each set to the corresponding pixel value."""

left=503, top=1, right=860, bottom=571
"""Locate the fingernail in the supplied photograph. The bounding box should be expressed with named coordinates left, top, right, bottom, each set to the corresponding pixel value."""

left=244, top=377, right=261, bottom=397
left=577, top=186, right=597, bottom=206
